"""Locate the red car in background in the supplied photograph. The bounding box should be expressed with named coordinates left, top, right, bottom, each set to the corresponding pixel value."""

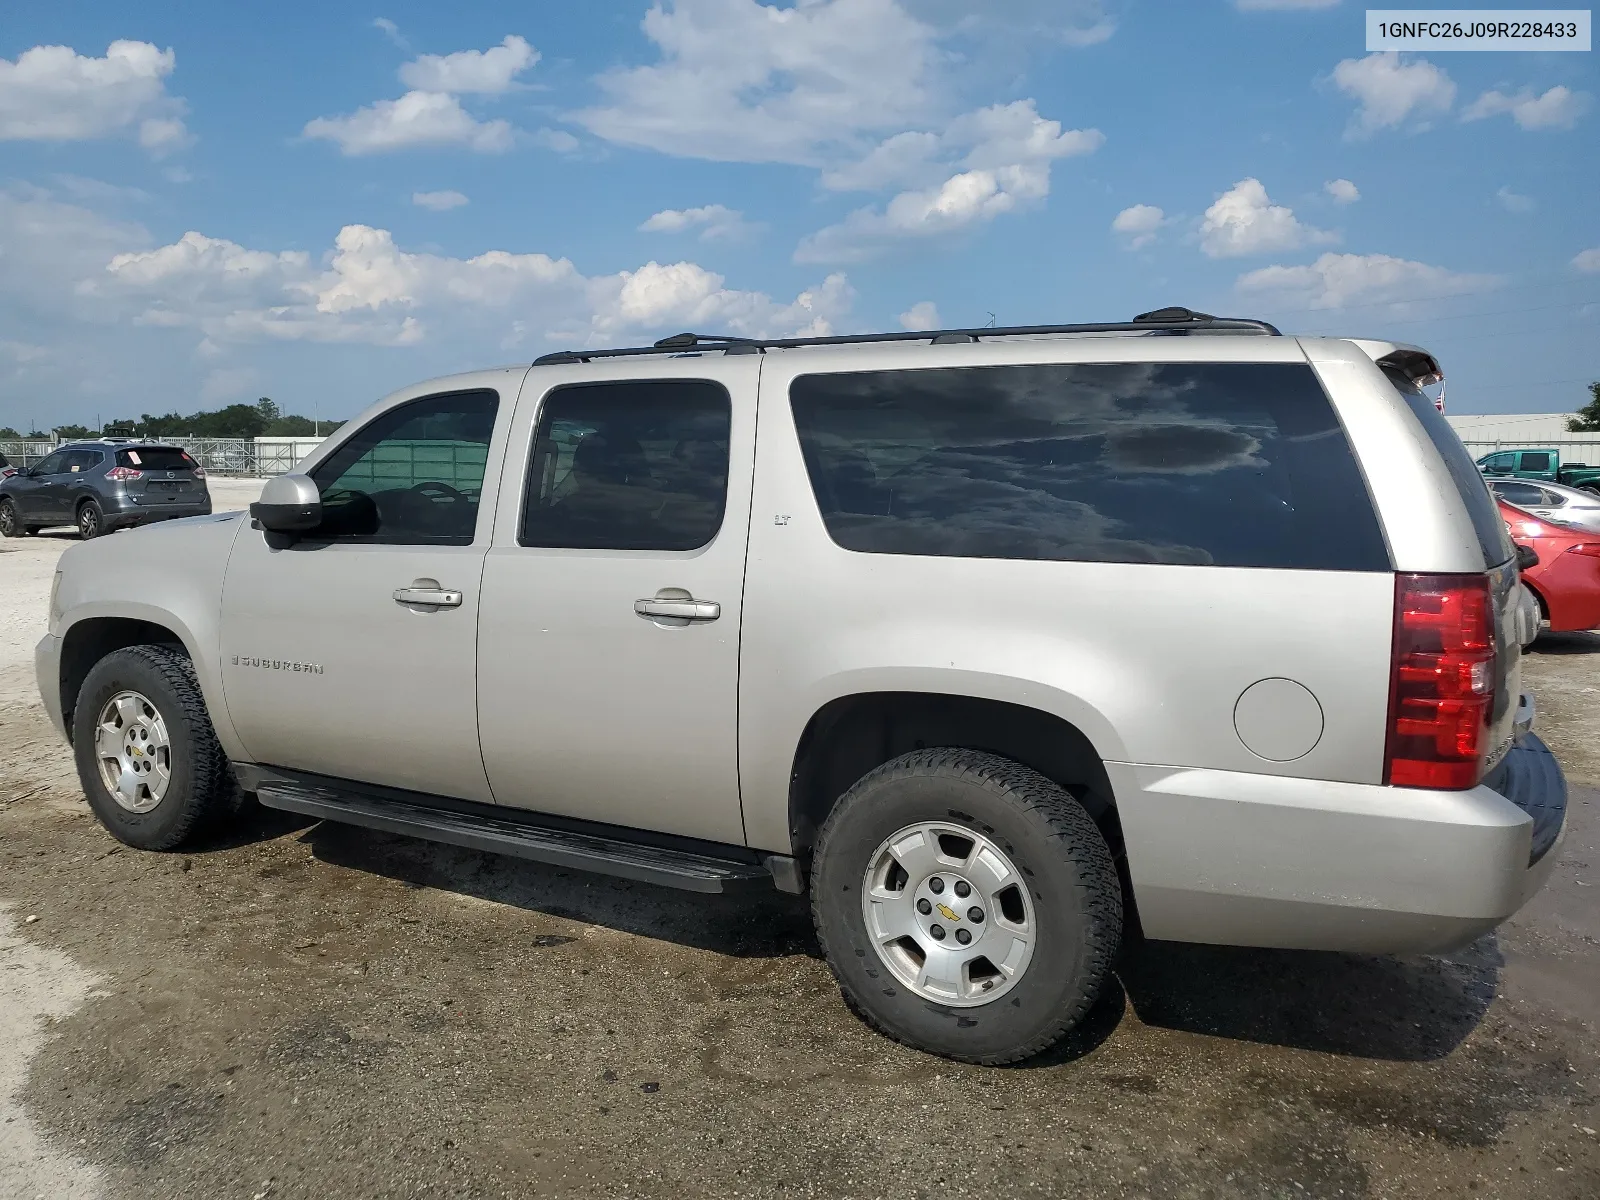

left=1499, top=498, right=1600, bottom=633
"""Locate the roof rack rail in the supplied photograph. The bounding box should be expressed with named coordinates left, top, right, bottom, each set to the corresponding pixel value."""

left=531, top=307, right=1279, bottom=366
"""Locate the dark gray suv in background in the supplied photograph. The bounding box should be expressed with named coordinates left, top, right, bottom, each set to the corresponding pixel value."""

left=0, top=440, right=211, bottom=539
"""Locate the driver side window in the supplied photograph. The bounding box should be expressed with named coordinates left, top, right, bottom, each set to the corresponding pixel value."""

left=306, top=389, right=499, bottom=545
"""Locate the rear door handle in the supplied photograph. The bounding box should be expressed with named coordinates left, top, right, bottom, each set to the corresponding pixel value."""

left=394, top=586, right=463, bottom=607
left=634, top=597, right=720, bottom=622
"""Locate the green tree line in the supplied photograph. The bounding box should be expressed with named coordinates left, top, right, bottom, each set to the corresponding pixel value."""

left=1567, top=381, right=1600, bottom=433
left=0, top=398, right=341, bottom=441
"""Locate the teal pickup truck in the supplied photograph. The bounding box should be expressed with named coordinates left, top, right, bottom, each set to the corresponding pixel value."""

left=1477, top=448, right=1600, bottom=494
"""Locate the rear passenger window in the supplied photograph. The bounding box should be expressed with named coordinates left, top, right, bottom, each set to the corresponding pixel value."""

left=1491, top=481, right=1542, bottom=507
left=1520, top=451, right=1553, bottom=472
left=790, top=362, right=1389, bottom=570
left=520, top=380, right=730, bottom=551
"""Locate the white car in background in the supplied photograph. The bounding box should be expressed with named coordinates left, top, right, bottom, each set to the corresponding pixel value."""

left=1487, top=478, right=1600, bottom=535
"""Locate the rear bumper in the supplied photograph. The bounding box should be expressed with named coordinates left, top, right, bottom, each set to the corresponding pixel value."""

left=103, top=494, right=212, bottom=527
left=1114, top=727, right=1567, bottom=955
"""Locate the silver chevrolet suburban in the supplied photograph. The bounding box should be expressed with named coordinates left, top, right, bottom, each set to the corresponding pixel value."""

left=35, top=308, right=1567, bottom=1065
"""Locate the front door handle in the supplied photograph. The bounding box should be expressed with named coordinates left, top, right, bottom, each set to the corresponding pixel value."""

left=634, top=596, right=720, bottom=622
left=394, top=586, right=463, bottom=607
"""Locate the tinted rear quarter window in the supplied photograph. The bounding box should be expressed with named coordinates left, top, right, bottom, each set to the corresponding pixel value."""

left=1381, top=366, right=1512, bottom=567
left=790, top=362, right=1389, bottom=570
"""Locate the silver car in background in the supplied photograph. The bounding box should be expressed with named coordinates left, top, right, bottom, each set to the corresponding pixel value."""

left=1487, top=477, right=1600, bottom=534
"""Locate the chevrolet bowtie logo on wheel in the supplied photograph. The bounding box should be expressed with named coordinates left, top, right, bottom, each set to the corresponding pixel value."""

left=936, top=903, right=960, bottom=923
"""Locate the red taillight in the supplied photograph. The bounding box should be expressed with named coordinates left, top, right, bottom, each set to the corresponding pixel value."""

left=106, top=466, right=143, bottom=481
left=1384, top=573, right=1496, bottom=790
left=1563, top=543, right=1600, bottom=559
left=182, top=453, right=205, bottom=478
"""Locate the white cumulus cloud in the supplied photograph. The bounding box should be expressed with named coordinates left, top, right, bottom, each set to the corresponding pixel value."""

left=1236, top=252, right=1499, bottom=310
left=1495, top=186, right=1533, bottom=213
left=1199, top=179, right=1335, bottom=258
left=797, top=166, right=1044, bottom=263
left=797, top=100, right=1102, bottom=262
left=1462, top=85, right=1590, bottom=131
left=0, top=41, right=190, bottom=154
left=638, top=204, right=752, bottom=241
left=373, top=18, right=409, bottom=50
left=303, top=91, right=514, bottom=155
left=399, top=35, right=537, bottom=94
left=87, top=217, right=854, bottom=349
left=1573, top=247, right=1600, bottom=273
left=574, top=0, right=942, bottom=165
left=898, top=300, right=941, bottom=330
left=1324, top=178, right=1359, bottom=204
left=304, top=36, right=550, bottom=156
left=1111, top=204, right=1164, bottom=248
left=1332, top=53, right=1455, bottom=138
left=413, top=190, right=469, bottom=211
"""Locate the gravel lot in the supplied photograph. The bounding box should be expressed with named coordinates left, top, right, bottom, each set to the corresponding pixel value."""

left=2, top=479, right=1597, bottom=1199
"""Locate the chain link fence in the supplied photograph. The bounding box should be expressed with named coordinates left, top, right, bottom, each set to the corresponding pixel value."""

left=0, top=436, right=325, bottom=476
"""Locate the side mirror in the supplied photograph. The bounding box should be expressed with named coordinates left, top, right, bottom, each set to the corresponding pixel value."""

left=250, top=474, right=321, bottom=535
left=1515, top=543, right=1539, bottom=571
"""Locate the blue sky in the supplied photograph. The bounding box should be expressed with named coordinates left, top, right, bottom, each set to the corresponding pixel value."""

left=0, top=0, right=1594, bottom=430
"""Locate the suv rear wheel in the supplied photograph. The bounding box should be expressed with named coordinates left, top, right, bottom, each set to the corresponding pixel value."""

left=0, top=497, right=22, bottom=538
left=72, top=645, right=239, bottom=850
left=811, top=748, right=1122, bottom=1065
left=77, top=498, right=105, bottom=540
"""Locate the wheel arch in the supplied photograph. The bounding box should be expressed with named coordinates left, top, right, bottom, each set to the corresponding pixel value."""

left=59, top=611, right=195, bottom=743
left=786, top=690, right=1120, bottom=863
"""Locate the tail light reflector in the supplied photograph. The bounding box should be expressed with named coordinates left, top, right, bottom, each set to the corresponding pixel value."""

left=1563, top=543, right=1600, bottom=559
left=106, top=466, right=143, bottom=481
left=1384, top=572, right=1496, bottom=790
left=182, top=453, right=206, bottom=477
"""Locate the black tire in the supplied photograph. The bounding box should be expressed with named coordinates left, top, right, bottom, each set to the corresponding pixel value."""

left=812, top=748, right=1121, bottom=1065
left=0, top=497, right=20, bottom=538
left=77, top=498, right=105, bottom=540
left=72, top=645, right=239, bottom=850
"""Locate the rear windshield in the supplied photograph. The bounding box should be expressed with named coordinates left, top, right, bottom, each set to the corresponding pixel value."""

left=790, top=361, right=1390, bottom=570
left=117, top=447, right=193, bottom=471
left=1380, top=367, right=1512, bottom=568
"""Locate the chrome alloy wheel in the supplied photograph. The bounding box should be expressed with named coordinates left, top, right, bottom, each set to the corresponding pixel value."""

left=94, top=690, right=172, bottom=813
left=860, top=821, right=1037, bottom=1007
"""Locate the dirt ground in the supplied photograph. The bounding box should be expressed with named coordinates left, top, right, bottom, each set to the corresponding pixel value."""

left=2, top=482, right=1597, bottom=1199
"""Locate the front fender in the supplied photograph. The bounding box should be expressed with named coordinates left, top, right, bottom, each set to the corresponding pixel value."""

left=52, top=514, right=248, bottom=760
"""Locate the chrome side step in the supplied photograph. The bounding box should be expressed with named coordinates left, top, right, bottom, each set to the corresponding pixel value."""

left=241, top=766, right=789, bottom=894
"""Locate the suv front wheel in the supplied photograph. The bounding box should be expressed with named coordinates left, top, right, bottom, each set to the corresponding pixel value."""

left=811, top=748, right=1122, bottom=1065
left=72, top=645, right=239, bottom=850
